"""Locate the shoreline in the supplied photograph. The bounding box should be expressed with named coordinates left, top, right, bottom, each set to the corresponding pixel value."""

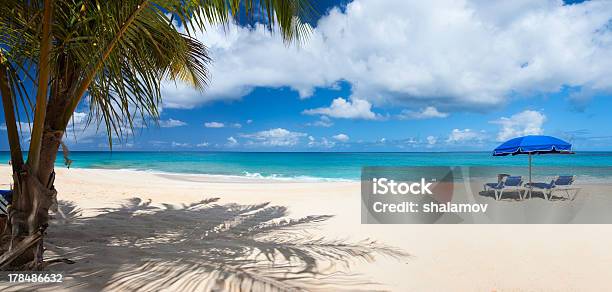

left=53, top=166, right=358, bottom=183
left=33, top=164, right=612, bottom=184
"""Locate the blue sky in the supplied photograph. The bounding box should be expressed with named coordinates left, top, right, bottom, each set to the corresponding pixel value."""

left=2, top=0, right=612, bottom=152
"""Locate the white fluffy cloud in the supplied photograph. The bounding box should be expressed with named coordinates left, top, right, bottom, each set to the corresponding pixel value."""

left=307, top=116, right=333, bottom=127
left=492, top=110, right=546, bottom=141
left=63, top=112, right=117, bottom=144
left=203, top=121, right=241, bottom=128
left=398, top=106, right=449, bottom=120
left=447, top=128, right=485, bottom=143
left=240, top=128, right=307, bottom=146
left=159, top=118, right=187, bottom=128
left=308, top=136, right=336, bottom=148
left=162, top=0, right=612, bottom=111
left=332, top=133, right=350, bottom=142
left=226, top=136, right=239, bottom=147
left=4, top=111, right=150, bottom=147
left=204, top=121, right=225, bottom=128
left=303, top=98, right=378, bottom=120
left=171, top=141, right=190, bottom=147
left=427, top=135, right=437, bottom=145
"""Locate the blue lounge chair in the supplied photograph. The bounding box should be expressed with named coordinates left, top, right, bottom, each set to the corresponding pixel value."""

left=0, top=190, right=11, bottom=216
left=526, top=175, right=578, bottom=200
left=486, top=176, right=524, bottom=201
left=483, top=174, right=510, bottom=192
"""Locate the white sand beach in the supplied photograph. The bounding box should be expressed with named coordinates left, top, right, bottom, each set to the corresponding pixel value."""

left=1, top=165, right=612, bottom=291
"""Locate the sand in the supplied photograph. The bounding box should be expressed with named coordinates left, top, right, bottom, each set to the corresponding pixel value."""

left=0, top=165, right=611, bottom=291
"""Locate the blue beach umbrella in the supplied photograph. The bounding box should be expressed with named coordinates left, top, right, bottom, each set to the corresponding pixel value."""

left=493, top=135, right=574, bottom=189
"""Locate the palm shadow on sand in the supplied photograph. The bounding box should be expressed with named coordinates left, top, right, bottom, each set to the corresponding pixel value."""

left=16, top=198, right=408, bottom=291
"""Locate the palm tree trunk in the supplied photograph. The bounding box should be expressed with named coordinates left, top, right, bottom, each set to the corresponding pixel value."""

left=0, top=62, right=34, bottom=267
left=0, top=0, right=56, bottom=267
left=2, top=118, right=63, bottom=269
left=27, top=0, right=54, bottom=177
left=27, top=134, right=59, bottom=269
left=2, top=108, right=63, bottom=269
left=0, top=63, right=24, bottom=173
left=9, top=0, right=56, bottom=268
left=6, top=169, right=55, bottom=268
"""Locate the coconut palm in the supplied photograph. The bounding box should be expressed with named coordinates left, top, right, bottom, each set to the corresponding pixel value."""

left=0, top=0, right=311, bottom=269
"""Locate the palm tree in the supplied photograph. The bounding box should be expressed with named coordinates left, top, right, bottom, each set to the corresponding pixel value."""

left=0, top=0, right=311, bottom=269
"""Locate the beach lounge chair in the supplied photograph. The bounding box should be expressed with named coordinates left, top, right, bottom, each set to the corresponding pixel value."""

left=0, top=190, right=11, bottom=236
left=0, top=190, right=11, bottom=216
left=483, top=174, right=510, bottom=191
left=486, top=176, right=524, bottom=201
left=526, top=175, right=579, bottom=200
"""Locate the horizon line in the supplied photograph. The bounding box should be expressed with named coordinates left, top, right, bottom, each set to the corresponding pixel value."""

left=1, top=150, right=611, bottom=154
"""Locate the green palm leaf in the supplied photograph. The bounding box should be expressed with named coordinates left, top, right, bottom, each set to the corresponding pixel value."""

left=1, top=0, right=313, bottom=147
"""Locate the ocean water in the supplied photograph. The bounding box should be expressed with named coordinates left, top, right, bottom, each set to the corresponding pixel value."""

left=1, top=151, right=611, bottom=181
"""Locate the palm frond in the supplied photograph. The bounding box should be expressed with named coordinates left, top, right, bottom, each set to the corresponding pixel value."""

left=1, top=0, right=312, bottom=148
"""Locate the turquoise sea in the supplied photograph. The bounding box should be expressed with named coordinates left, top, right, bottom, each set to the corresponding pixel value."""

left=1, top=151, right=611, bottom=181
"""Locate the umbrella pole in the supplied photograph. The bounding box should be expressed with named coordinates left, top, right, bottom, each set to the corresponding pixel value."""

left=528, top=153, right=532, bottom=198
